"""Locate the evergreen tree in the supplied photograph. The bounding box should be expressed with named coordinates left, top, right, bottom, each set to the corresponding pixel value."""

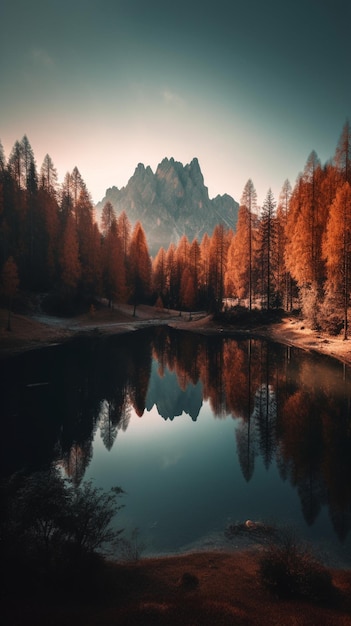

left=335, top=120, right=351, bottom=185
left=39, top=154, right=58, bottom=196
left=180, top=267, right=196, bottom=311
left=1, top=255, right=19, bottom=330
left=75, top=188, right=99, bottom=299
left=258, top=188, right=277, bottom=309
left=208, top=224, right=228, bottom=311
left=241, top=179, right=257, bottom=310
left=225, top=205, right=251, bottom=302
left=276, top=179, right=292, bottom=309
left=323, top=182, right=351, bottom=338
left=102, top=218, right=125, bottom=306
left=128, top=221, right=152, bottom=315
left=165, top=242, right=177, bottom=309
left=152, top=246, right=167, bottom=303
left=101, top=201, right=116, bottom=238
left=60, top=213, right=81, bottom=293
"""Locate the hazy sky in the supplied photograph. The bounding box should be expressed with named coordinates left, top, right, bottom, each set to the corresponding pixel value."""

left=1, top=0, right=350, bottom=206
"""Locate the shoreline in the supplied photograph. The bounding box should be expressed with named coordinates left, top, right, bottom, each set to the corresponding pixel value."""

left=1, top=305, right=351, bottom=366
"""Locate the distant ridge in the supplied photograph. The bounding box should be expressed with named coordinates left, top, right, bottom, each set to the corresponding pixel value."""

left=95, top=157, right=239, bottom=255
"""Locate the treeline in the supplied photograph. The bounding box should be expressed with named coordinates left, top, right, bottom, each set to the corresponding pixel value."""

left=0, top=123, right=350, bottom=327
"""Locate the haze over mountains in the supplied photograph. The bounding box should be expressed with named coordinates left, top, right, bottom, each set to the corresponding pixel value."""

left=95, top=157, right=239, bottom=255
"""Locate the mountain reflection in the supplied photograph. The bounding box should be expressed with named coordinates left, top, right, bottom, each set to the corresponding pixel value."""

left=1, top=326, right=351, bottom=542
left=146, top=361, right=203, bottom=421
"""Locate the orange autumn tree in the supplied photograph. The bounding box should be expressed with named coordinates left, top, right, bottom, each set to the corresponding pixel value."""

left=226, top=180, right=257, bottom=309
left=38, top=154, right=60, bottom=285
left=152, top=246, right=167, bottom=305
left=284, top=152, right=327, bottom=325
left=102, top=217, right=126, bottom=307
left=175, top=235, right=191, bottom=310
left=323, top=182, right=351, bottom=338
left=75, top=187, right=101, bottom=300
left=276, top=179, right=292, bottom=309
left=189, top=239, right=201, bottom=281
left=60, top=212, right=81, bottom=295
left=100, top=200, right=116, bottom=238
left=180, top=266, right=196, bottom=313
left=199, top=232, right=211, bottom=304
left=335, top=120, right=351, bottom=185
left=118, top=210, right=132, bottom=266
left=208, top=224, right=229, bottom=311
left=128, top=221, right=152, bottom=316
left=165, top=242, right=178, bottom=309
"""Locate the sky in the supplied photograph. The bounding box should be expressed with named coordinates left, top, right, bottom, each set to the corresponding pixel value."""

left=0, top=0, right=350, bottom=207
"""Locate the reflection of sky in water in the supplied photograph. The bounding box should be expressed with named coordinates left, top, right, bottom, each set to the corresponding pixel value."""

left=85, top=383, right=351, bottom=566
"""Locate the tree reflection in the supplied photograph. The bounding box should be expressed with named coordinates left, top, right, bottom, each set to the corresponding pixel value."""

left=1, top=327, right=351, bottom=543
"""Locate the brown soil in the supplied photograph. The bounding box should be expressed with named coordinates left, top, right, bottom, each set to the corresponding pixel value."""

left=4, top=550, right=351, bottom=625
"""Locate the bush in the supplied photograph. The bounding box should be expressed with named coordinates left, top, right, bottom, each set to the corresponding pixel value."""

left=214, top=306, right=284, bottom=328
left=259, top=527, right=335, bottom=603
left=316, top=292, right=344, bottom=335
left=0, top=469, right=125, bottom=586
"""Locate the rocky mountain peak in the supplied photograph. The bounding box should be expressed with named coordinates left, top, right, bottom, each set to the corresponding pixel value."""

left=95, top=158, right=239, bottom=256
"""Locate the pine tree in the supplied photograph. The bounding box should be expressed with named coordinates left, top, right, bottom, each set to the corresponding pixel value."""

left=175, top=235, right=190, bottom=311
left=75, top=188, right=99, bottom=298
left=285, top=153, right=327, bottom=325
left=225, top=205, right=250, bottom=302
left=276, top=180, right=292, bottom=309
left=258, top=188, right=277, bottom=309
left=128, top=222, right=152, bottom=315
left=208, top=224, right=228, bottom=311
left=101, top=201, right=116, bottom=238
left=102, top=218, right=125, bottom=307
left=180, top=267, right=196, bottom=312
left=0, top=140, right=5, bottom=175
left=39, top=154, right=58, bottom=196
left=7, top=140, right=23, bottom=188
left=335, top=120, right=351, bottom=185
left=60, top=213, right=81, bottom=293
left=152, top=246, right=167, bottom=303
left=323, top=182, right=351, bottom=338
left=165, top=242, right=177, bottom=309
left=243, top=179, right=257, bottom=309
left=1, top=255, right=19, bottom=330
left=118, top=210, right=131, bottom=264
left=199, top=233, right=211, bottom=306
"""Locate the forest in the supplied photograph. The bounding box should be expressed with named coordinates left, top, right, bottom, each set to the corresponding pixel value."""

left=0, top=122, right=350, bottom=333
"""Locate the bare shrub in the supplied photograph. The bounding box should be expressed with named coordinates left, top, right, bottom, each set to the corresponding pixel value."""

left=317, top=294, right=344, bottom=335
left=300, top=284, right=320, bottom=329
left=259, top=527, right=335, bottom=603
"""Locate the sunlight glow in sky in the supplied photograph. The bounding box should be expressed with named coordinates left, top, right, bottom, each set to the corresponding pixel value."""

left=1, top=0, right=350, bottom=206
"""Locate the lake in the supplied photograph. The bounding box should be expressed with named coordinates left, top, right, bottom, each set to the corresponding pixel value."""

left=1, top=326, right=351, bottom=566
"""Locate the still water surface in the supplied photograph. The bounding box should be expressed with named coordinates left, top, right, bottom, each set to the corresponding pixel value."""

left=1, top=327, right=351, bottom=565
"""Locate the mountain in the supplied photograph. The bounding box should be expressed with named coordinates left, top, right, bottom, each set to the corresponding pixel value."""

left=95, top=157, right=239, bottom=255
left=145, top=361, right=203, bottom=421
